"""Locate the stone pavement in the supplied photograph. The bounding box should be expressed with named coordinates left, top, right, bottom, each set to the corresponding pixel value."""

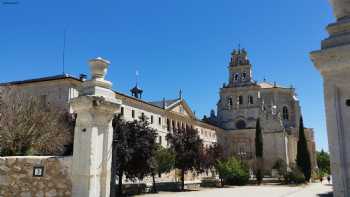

left=138, top=183, right=333, bottom=197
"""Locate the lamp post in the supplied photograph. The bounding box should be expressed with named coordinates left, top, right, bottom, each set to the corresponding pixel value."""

left=238, top=147, right=247, bottom=163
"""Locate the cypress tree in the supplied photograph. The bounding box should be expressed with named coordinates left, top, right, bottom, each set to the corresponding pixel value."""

left=296, top=116, right=312, bottom=182
left=255, top=118, right=263, bottom=157
left=255, top=118, right=263, bottom=184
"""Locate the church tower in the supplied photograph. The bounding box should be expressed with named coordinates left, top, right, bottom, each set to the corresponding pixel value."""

left=228, top=48, right=254, bottom=87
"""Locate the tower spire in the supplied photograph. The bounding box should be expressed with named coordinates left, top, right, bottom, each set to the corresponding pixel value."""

left=130, top=70, right=143, bottom=99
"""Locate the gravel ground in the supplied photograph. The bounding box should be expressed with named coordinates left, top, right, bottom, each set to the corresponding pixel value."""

left=137, top=183, right=333, bottom=197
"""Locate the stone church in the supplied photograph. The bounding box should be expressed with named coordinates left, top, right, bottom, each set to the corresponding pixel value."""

left=205, top=48, right=316, bottom=171
left=0, top=48, right=316, bottom=175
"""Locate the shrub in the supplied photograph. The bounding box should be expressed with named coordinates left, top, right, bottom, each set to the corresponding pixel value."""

left=216, top=157, right=250, bottom=186
left=284, top=167, right=305, bottom=184
left=273, top=158, right=287, bottom=180
left=0, top=89, right=74, bottom=156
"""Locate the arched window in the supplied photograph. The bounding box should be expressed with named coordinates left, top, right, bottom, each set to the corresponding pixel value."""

left=236, top=120, right=246, bottom=129
left=242, top=72, right=247, bottom=80
left=248, top=95, right=254, bottom=104
left=234, top=73, right=239, bottom=81
left=228, top=97, right=233, bottom=106
left=283, top=106, right=289, bottom=120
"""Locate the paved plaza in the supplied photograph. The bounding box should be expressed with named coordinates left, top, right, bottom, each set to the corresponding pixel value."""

left=139, top=183, right=333, bottom=197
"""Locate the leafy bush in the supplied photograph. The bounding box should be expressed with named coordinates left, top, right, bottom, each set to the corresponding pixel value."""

left=216, top=157, right=250, bottom=186
left=273, top=158, right=287, bottom=179
left=284, top=167, right=305, bottom=184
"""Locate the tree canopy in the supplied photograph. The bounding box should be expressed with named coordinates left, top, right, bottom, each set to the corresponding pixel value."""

left=317, top=150, right=330, bottom=175
left=166, top=126, right=204, bottom=190
left=0, top=88, right=74, bottom=156
left=111, top=115, right=157, bottom=196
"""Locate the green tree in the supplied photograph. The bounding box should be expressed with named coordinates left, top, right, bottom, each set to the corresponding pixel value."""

left=110, top=116, right=157, bottom=196
left=126, top=118, right=158, bottom=184
left=296, top=116, right=312, bottom=182
left=152, top=145, right=175, bottom=192
left=216, top=157, right=249, bottom=186
left=317, top=150, right=330, bottom=175
left=111, top=115, right=132, bottom=196
left=201, top=143, right=224, bottom=173
left=166, top=126, right=204, bottom=191
left=272, top=158, right=287, bottom=181
left=255, top=118, right=263, bottom=184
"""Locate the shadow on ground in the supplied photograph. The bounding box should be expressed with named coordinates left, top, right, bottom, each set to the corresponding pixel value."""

left=318, top=192, right=333, bottom=197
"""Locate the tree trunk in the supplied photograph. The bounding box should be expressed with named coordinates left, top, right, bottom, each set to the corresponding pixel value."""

left=152, top=172, right=157, bottom=193
left=181, top=169, right=185, bottom=191
left=118, top=170, right=123, bottom=196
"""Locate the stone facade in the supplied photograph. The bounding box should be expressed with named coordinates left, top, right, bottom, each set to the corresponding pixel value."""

left=0, top=156, right=72, bottom=197
left=0, top=49, right=318, bottom=193
left=211, top=49, right=317, bottom=171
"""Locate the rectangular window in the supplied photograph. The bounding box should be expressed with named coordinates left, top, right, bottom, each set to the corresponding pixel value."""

left=167, top=119, right=170, bottom=131
left=229, top=98, right=233, bottom=106
left=132, top=110, right=135, bottom=118
left=159, top=136, right=162, bottom=144
left=151, top=115, right=154, bottom=124
left=158, top=117, right=162, bottom=125
left=248, top=96, right=254, bottom=105
left=120, top=107, right=124, bottom=116
left=238, top=96, right=243, bottom=105
left=141, top=112, right=145, bottom=121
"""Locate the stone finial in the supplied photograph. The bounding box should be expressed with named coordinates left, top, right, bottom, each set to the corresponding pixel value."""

left=329, top=0, right=350, bottom=21
left=80, top=57, right=114, bottom=98
left=89, top=57, right=111, bottom=80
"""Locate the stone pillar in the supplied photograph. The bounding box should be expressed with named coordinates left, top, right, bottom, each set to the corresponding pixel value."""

left=310, top=1, right=350, bottom=196
left=70, top=57, right=121, bottom=197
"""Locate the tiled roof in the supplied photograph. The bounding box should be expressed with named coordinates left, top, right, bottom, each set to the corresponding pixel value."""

left=0, top=74, right=82, bottom=85
left=148, top=98, right=181, bottom=109
left=258, top=82, right=288, bottom=89
left=258, top=82, right=275, bottom=89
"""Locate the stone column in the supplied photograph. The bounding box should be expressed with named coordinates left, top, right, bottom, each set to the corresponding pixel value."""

left=310, top=1, right=350, bottom=196
left=70, top=57, right=121, bottom=197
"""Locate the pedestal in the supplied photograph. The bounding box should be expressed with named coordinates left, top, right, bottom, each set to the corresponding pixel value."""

left=71, top=96, right=120, bottom=197
left=311, top=15, right=350, bottom=196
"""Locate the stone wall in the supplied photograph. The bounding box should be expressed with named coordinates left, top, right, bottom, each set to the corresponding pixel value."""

left=0, top=156, right=72, bottom=197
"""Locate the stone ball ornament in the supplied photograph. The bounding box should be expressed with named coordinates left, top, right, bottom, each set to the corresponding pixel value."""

left=89, top=57, right=111, bottom=80
left=330, top=0, right=350, bottom=20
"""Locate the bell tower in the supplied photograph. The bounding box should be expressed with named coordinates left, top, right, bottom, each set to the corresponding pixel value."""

left=228, top=48, right=254, bottom=87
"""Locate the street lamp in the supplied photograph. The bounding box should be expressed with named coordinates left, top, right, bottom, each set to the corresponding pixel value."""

left=238, top=147, right=247, bottom=162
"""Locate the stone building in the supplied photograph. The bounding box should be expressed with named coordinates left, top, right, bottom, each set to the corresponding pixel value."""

left=0, top=50, right=317, bottom=175
left=206, top=49, right=317, bottom=171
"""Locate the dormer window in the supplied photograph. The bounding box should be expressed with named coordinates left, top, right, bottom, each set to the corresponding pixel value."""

left=179, top=106, right=184, bottom=113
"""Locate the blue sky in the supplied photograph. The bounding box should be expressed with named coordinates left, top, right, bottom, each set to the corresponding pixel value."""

left=0, top=0, right=334, bottom=151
